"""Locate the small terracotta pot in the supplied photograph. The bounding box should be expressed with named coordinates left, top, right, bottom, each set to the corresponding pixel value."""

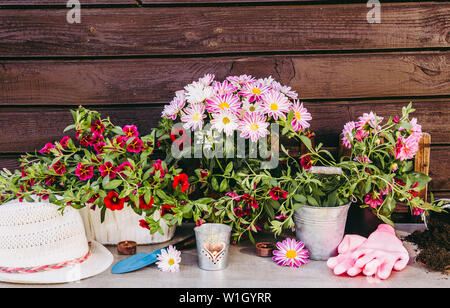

left=256, top=242, right=276, bottom=257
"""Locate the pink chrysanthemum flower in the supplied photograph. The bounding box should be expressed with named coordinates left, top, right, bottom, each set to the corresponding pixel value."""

left=395, top=136, right=419, bottom=161
left=206, top=94, right=241, bottom=115
left=239, top=82, right=270, bottom=103
left=408, top=117, right=423, bottom=142
left=261, top=90, right=291, bottom=120
left=356, top=112, right=383, bottom=138
left=226, top=74, right=256, bottom=87
left=238, top=112, right=270, bottom=143
left=211, top=110, right=239, bottom=136
left=341, top=121, right=356, bottom=149
left=273, top=238, right=309, bottom=268
left=162, top=96, right=186, bottom=120
left=181, top=103, right=207, bottom=131
left=198, top=74, right=215, bottom=87
left=290, top=101, right=312, bottom=132
left=271, top=81, right=298, bottom=100
left=212, top=80, right=237, bottom=96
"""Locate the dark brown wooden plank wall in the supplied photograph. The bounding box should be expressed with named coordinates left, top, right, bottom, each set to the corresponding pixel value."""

left=0, top=1, right=449, bottom=215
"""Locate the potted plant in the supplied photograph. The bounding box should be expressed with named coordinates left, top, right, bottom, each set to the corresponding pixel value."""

left=11, top=108, right=193, bottom=244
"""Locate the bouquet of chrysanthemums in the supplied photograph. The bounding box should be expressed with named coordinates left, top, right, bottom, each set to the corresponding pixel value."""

left=338, top=103, right=442, bottom=223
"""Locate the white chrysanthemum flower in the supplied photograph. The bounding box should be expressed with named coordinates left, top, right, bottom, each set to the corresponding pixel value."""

left=184, top=82, right=214, bottom=105
left=211, top=110, right=239, bottom=136
left=156, top=245, right=181, bottom=273
left=242, top=99, right=264, bottom=114
left=258, top=76, right=275, bottom=87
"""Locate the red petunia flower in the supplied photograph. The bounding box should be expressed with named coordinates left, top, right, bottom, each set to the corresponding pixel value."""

left=138, top=195, right=154, bottom=210
left=91, top=133, right=104, bottom=145
left=52, top=161, right=66, bottom=175
left=117, top=161, right=133, bottom=177
left=94, top=142, right=106, bottom=154
left=87, top=193, right=100, bottom=204
left=104, top=191, right=125, bottom=211
left=161, top=204, right=176, bottom=217
left=39, top=143, right=55, bottom=154
left=139, top=219, right=150, bottom=230
left=79, top=134, right=93, bottom=147
left=300, top=155, right=312, bottom=170
left=123, top=125, right=139, bottom=139
left=127, top=138, right=144, bottom=153
left=114, top=136, right=127, bottom=148
left=75, top=163, right=94, bottom=181
left=173, top=173, right=190, bottom=193
left=45, top=176, right=56, bottom=186
left=408, top=182, right=420, bottom=200
left=91, top=120, right=105, bottom=135
left=269, top=187, right=288, bottom=201
left=99, top=161, right=118, bottom=179
left=242, top=194, right=259, bottom=209
left=152, top=160, right=167, bottom=178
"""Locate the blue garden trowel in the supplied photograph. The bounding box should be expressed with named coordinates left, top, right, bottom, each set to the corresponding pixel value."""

left=111, top=235, right=196, bottom=274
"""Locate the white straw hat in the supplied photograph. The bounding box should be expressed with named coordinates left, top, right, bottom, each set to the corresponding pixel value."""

left=0, top=197, right=113, bottom=284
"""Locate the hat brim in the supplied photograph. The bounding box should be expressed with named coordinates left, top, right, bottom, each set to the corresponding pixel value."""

left=0, top=241, right=113, bottom=285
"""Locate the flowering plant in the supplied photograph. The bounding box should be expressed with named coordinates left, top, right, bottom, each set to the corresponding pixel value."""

left=339, top=103, right=441, bottom=224
left=11, top=108, right=193, bottom=235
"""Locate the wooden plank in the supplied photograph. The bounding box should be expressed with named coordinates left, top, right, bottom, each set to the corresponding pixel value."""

left=428, top=146, right=450, bottom=192
left=0, top=0, right=135, bottom=5
left=414, top=133, right=431, bottom=201
left=1, top=52, right=449, bottom=104
left=0, top=3, right=449, bottom=57
left=0, top=156, right=20, bottom=171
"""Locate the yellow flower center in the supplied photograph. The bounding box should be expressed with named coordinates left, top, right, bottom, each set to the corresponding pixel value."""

left=219, top=102, right=230, bottom=110
left=296, top=111, right=302, bottom=120
left=168, top=259, right=175, bottom=266
left=252, top=88, right=261, bottom=95
left=222, top=117, right=231, bottom=125
left=286, top=250, right=297, bottom=259
left=270, top=103, right=278, bottom=111
left=193, top=113, right=200, bottom=121
left=250, top=123, right=259, bottom=131
left=249, top=106, right=255, bottom=112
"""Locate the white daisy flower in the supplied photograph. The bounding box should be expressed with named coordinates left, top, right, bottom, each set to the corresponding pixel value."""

left=211, top=110, right=239, bottom=136
left=242, top=99, right=264, bottom=114
left=156, top=245, right=181, bottom=273
left=181, top=103, right=207, bottom=131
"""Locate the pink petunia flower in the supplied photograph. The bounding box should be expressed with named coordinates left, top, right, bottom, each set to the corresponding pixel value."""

left=364, top=192, right=384, bottom=209
left=75, top=163, right=94, bottom=181
left=272, top=238, right=309, bottom=268
left=269, top=187, right=288, bottom=201
left=52, top=161, right=66, bottom=175
left=99, top=161, right=118, bottom=179
left=123, top=125, right=139, bottom=139
left=60, top=136, right=71, bottom=149
left=91, top=120, right=105, bottom=135
left=127, top=138, right=144, bottom=153
left=39, top=143, right=55, bottom=154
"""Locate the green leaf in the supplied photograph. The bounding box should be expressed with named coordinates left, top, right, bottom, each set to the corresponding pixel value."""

left=219, top=179, right=228, bottom=192
left=211, top=177, right=219, bottom=191
left=100, top=207, right=107, bottom=223
left=224, top=162, right=233, bottom=176
left=103, top=180, right=122, bottom=190
left=63, top=124, right=75, bottom=133
left=307, top=195, right=319, bottom=206
left=293, top=194, right=307, bottom=203
left=299, top=135, right=312, bottom=151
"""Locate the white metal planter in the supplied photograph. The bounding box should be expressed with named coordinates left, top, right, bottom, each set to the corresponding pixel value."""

left=80, top=206, right=176, bottom=245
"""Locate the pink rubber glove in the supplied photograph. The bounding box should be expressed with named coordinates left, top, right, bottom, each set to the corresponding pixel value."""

left=348, top=224, right=409, bottom=280
left=327, top=234, right=367, bottom=276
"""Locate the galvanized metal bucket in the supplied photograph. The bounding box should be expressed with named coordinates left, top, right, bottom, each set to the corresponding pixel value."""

left=194, top=223, right=232, bottom=271
left=294, top=203, right=351, bottom=261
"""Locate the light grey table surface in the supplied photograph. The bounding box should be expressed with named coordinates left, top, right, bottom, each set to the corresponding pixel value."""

left=0, top=223, right=448, bottom=288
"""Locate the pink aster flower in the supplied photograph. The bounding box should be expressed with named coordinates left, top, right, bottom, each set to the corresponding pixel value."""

left=290, top=101, right=312, bottom=132
left=212, top=80, right=237, bottom=96
left=239, top=81, right=270, bottom=103
left=342, top=121, right=356, bottom=149
left=162, top=96, right=186, bottom=120
left=181, top=103, right=207, bottom=131
left=123, top=125, right=139, bottom=139
left=364, top=192, right=384, bottom=209
left=39, top=143, right=55, bottom=154
left=238, top=112, right=270, bottom=143
left=356, top=111, right=383, bottom=138
left=206, top=94, right=241, bottom=115
left=75, top=163, right=94, bottom=181
left=273, top=238, right=309, bottom=268
left=261, top=90, right=291, bottom=120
